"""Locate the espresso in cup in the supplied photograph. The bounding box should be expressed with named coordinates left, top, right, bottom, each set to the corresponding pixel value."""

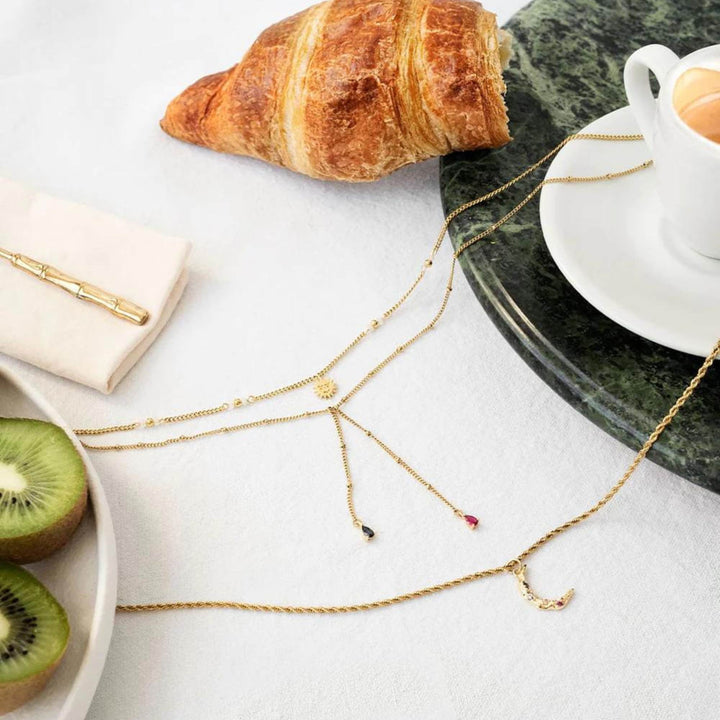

left=673, top=67, right=720, bottom=143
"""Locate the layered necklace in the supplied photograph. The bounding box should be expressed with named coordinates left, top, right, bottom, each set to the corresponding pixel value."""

left=75, top=133, right=720, bottom=614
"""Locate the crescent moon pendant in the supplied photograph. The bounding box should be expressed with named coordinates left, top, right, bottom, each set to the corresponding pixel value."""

left=513, top=564, right=574, bottom=611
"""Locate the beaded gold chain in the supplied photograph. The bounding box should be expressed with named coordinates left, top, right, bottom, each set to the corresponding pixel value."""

left=78, top=133, right=720, bottom=613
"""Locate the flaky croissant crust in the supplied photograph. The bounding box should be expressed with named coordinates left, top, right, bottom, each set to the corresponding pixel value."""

left=161, top=0, right=511, bottom=181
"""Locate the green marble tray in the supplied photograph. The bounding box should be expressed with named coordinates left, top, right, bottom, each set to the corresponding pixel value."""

left=439, top=0, right=720, bottom=493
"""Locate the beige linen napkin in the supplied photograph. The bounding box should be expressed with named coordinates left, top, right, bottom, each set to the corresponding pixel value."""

left=0, top=177, right=190, bottom=393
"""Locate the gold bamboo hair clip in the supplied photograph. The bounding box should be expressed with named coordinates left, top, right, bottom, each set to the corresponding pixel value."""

left=0, top=246, right=149, bottom=326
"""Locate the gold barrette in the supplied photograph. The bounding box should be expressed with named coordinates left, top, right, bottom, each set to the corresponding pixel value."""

left=0, top=246, right=149, bottom=326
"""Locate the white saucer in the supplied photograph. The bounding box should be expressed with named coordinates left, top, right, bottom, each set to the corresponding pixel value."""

left=539, top=105, right=720, bottom=357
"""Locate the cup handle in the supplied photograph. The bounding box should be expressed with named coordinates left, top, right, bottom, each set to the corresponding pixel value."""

left=623, top=44, right=679, bottom=151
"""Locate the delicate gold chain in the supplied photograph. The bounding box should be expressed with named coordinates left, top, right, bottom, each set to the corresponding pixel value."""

left=81, top=409, right=328, bottom=452
left=337, top=408, right=465, bottom=519
left=86, top=155, right=651, bottom=451
left=116, top=335, right=720, bottom=616
left=328, top=407, right=364, bottom=531
left=326, top=406, right=474, bottom=540
left=77, top=132, right=645, bottom=437
left=74, top=421, right=143, bottom=436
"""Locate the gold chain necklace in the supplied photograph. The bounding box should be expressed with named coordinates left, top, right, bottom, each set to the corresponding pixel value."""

left=78, top=133, right=652, bottom=541
left=76, top=133, right=720, bottom=613
left=76, top=132, right=647, bottom=436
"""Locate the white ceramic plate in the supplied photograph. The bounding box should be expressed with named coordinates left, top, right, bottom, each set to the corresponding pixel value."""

left=0, top=364, right=117, bottom=720
left=539, top=105, right=720, bottom=357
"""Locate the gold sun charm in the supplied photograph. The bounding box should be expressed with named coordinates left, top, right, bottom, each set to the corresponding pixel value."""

left=313, top=376, right=338, bottom=400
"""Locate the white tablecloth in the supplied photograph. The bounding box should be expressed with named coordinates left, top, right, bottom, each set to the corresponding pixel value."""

left=2, top=1, right=719, bottom=718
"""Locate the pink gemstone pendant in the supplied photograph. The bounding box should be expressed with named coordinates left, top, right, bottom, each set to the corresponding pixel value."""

left=463, top=514, right=479, bottom=529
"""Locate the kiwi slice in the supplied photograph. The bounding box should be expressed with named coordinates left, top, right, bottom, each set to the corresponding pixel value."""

left=0, top=562, right=69, bottom=714
left=0, top=419, right=87, bottom=564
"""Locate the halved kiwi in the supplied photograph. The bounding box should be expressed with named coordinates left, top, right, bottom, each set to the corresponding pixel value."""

left=0, top=562, right=69, bottom=714
left=0, top=419, right=87, bottom=564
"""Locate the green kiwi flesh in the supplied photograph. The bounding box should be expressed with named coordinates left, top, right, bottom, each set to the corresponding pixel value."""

left=0, top=562, right=69, bottom=714
left=0, top=419, right=87, bottom=563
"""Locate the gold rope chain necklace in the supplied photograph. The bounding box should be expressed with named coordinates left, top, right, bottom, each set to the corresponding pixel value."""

left=76, top=133, right=719, bottom=613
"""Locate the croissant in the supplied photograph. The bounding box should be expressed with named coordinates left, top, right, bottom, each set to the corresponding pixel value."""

left=160, top=0, right=512, bottom=182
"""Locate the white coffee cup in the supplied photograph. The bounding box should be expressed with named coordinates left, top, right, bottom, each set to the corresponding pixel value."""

left=624, top=44, right=720, bottom=258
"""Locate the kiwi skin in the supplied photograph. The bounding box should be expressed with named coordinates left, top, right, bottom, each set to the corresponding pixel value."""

left=0, top=656, right=65, bottom=715
left=0, top=486, right=88, bottom=564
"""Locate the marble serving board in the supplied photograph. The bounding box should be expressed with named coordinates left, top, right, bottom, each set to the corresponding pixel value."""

left=439, top=0, right=720, bottom=493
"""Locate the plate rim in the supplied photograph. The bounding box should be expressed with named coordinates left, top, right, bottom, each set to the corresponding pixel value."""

left=0, top=363, right=118, bottom=720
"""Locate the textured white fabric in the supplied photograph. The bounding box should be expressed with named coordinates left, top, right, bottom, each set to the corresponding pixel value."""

left=0, top=176, right=190, bottom=393
left=2, top=1, right=720, bottom=718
